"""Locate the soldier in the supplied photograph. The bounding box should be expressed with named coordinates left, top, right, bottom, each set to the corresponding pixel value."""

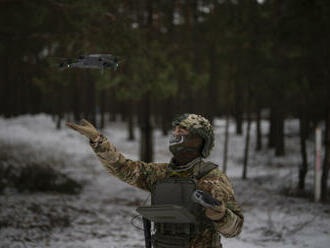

left=66, top=113, right=244, bottom=248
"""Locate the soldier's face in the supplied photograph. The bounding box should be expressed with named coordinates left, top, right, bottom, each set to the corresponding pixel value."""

left=169, top=125, right=203, bottom=159
left=172, top=126, right=190, bottom=136
left=169, top=126, right=190, bottom=146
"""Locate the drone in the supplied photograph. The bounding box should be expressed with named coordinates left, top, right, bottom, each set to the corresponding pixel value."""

left=54, top=54, right=122, bottom=73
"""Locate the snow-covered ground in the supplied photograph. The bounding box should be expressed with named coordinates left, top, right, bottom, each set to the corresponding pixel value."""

left=0, top=114, right=329, bottom=248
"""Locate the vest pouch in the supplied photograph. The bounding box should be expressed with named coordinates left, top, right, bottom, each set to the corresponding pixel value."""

left=152, top=233, right=190, bottom=248
left=136, top=204, right=196, bottom=223
left=152, top=178, right=196, bottom=209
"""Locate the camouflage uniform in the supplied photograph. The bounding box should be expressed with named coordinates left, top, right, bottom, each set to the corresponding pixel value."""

left=90, top=132, right=244, bottom=247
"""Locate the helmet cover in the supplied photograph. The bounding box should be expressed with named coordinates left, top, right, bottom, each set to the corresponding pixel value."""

left=172, top=113, right=214, bottom=158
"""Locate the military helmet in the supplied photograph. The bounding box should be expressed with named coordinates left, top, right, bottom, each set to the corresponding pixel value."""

left=172, top=113, right=214, bottom=158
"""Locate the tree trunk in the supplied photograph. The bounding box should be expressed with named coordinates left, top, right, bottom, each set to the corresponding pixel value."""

left=127, top=101, right=135, bottom=141
left=242, top=108, right=251, bottom=179
left=255, top=108, right=262, bottom=151
left=207, top=41, right=217, bottom=124
left=108, top=90, right=117, bottom=122
left=109, top=113, right=117, bottom=122
left=234, top=84, right=243, bottom=135
left=139, top=92, right=153, bottom=162
left=161, top=113, right=169, bottom=136
left=161, top=97, right=172, bottom=136
left=138, top=0, right=154, bottom=163
left=119, top=101, right=127, bottom=122
left=73, top=73, right=81, bottom=122
left=127, top=114, right=135, bottom=141
left=100, top=89, right=106, bottom=130
left=321, top=107, right=330, bottom=202
left=235, top=112, right=243, bottom=135
left=223, top=114, right=230, bottom=173
left=268, top=107, right=276, bottom=148
left=298, top=114, right=308, bottom=191
left=275, top=109, right=285, bottom=156
left=56, top=114, right=63, bottom=129
left=88, top=77, right=96, bottom=127
left=55, top=86, right=63, bottom=130
left=0, top=50, right=8, bottom=116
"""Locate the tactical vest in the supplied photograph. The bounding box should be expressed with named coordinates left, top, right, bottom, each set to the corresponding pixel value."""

left=150, top=161, right=218, bottom=248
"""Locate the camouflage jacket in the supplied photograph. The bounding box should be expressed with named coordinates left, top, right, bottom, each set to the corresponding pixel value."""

left=90, top=135, right=244, bottom=248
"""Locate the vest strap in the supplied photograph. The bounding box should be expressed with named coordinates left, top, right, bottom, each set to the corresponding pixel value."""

left=194, top=161, right=218, bottom=180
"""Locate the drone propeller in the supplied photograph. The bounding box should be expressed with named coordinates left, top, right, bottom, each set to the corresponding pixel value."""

left=48, top=57, right=76, bottom=66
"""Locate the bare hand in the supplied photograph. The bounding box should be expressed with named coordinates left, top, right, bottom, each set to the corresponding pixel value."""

left=66, top=119, right=100, bottom=142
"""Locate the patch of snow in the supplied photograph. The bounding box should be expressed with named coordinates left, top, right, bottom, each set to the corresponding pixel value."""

left=0, top=114, right=329, bottom=248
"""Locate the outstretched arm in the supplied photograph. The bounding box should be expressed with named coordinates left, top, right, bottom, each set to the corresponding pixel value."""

left=66, top=120, right=167, bottom=191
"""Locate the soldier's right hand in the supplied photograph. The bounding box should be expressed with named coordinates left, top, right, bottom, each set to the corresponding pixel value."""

left=66, top=119, right=100, bottom=142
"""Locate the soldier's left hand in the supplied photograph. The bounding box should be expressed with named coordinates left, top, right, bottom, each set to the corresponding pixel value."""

left=66, top=119, right=100, bottom=142
left=205, top=203, right=226, bottom=221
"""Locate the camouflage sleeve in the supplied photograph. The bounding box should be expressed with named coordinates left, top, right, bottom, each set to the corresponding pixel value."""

left=198, top=169, right=244, bottom=238
left=89, top=134, right=167, bottom=191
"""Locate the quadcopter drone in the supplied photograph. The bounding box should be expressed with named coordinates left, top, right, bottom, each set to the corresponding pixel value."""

left=55, top=54, right=122, bottom=73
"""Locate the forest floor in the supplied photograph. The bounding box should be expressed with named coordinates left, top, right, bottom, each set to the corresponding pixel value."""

left=0, top=114, right=329, bottom=248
